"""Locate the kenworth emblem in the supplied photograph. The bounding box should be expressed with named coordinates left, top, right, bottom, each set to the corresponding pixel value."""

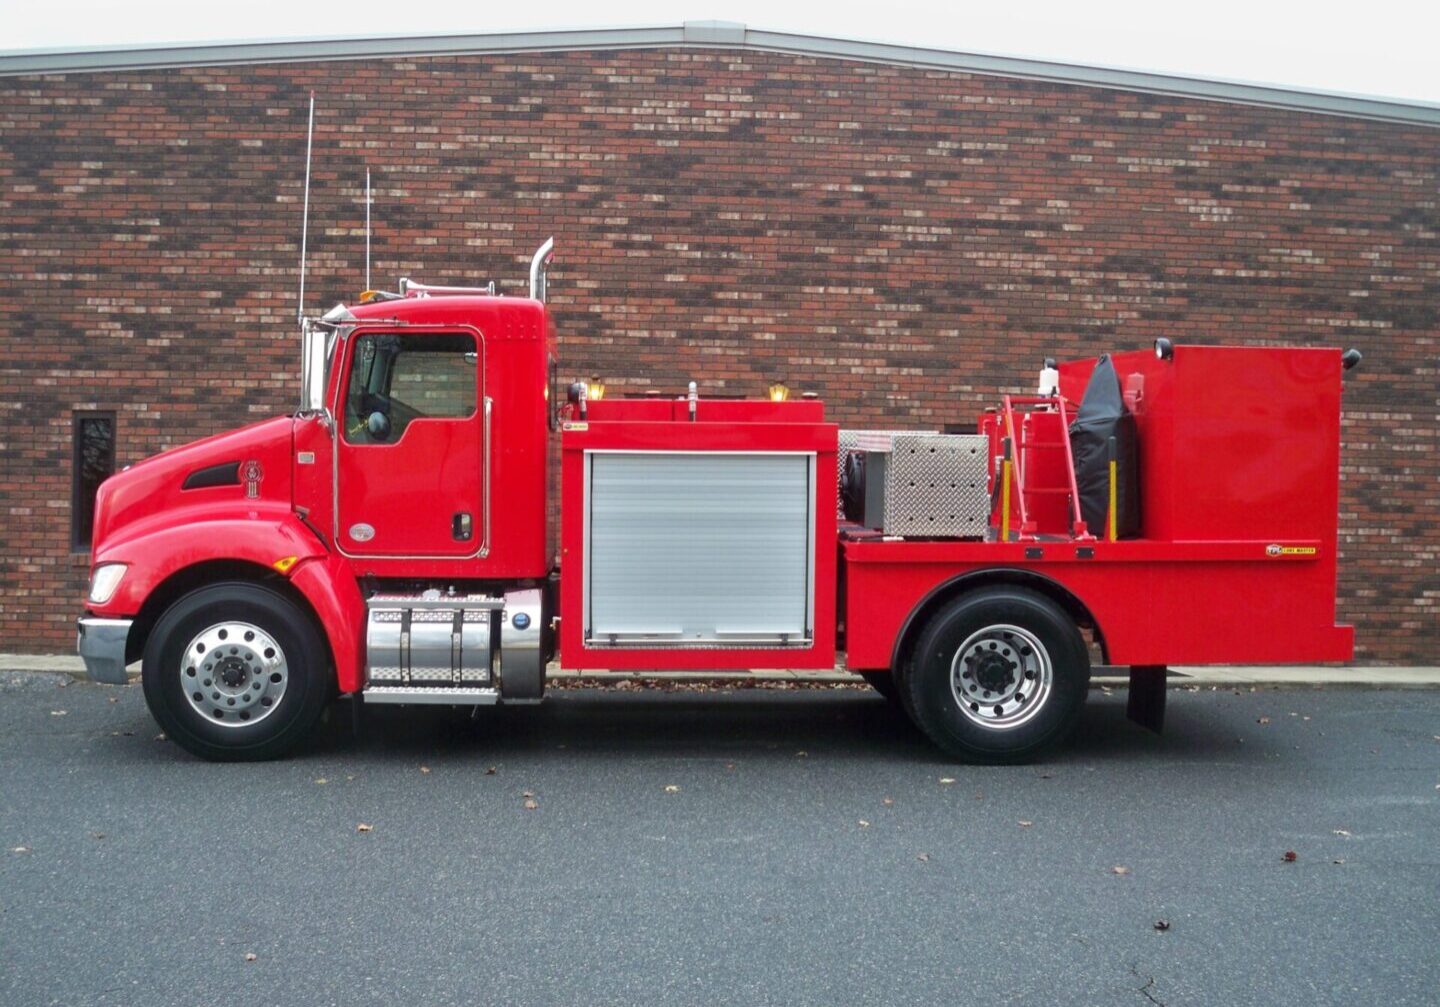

left=242, top=460, right=264, bottom=499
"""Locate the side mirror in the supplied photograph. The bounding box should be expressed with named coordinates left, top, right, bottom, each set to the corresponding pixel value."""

left=367, top=411, right=392, bottom=441
left=300, top=322, right=329, bottom=414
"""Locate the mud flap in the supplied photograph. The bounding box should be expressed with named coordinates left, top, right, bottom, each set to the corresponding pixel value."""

left=1126, top=665, right=1167, bottom=733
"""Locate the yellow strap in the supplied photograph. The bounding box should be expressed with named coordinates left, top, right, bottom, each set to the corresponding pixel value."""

left=1108, top=459, right=1118, bottom=542
left=1000, top=459, right=1012, bottom=542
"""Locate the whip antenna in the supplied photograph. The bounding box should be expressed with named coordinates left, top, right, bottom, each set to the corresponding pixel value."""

left=297, top=92, right=315, bottom=324
left=365, top=168, right=372, bottom=291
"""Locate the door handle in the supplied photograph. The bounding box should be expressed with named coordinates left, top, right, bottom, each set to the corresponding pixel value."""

left=452, top=512, right=473, bottom=541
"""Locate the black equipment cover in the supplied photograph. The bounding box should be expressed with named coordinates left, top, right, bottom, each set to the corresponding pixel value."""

left=1068, top=355, right=1140, bottom=538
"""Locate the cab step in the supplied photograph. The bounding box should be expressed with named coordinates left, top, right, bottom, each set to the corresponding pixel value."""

left=362, top=685, right=500, bottom=706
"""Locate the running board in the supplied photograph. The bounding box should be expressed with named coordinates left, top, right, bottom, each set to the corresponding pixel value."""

left=362, top=686, right=500, bottom=706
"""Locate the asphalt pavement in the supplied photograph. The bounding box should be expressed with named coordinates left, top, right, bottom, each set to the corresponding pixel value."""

left=1, top=672, right=1436, bottom=1006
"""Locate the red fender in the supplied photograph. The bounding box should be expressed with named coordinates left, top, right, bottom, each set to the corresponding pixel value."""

left=88, top=504, right=366, bottom=693
left=289, top=553, right=366, bottom=694
left=92, top=503, right=326, bottom=612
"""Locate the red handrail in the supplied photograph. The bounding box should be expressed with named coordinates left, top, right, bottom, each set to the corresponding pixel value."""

left=999, top=394, right=1093, bottom=541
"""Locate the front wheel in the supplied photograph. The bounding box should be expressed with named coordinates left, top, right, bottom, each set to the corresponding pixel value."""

left=141, top=582, right=332, bottom=761
left=903, top=587, right=1089, bottom=763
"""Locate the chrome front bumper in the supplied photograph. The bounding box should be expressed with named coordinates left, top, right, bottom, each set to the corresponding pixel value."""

left=77, top=617, right=133, bottom=684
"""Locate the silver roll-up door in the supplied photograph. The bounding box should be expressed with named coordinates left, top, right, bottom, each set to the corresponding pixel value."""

left=585, top=452, right=815, bottom=647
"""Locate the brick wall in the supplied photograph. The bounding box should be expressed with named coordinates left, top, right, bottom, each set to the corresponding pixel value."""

left=0, top=49, right=1435, bottom=661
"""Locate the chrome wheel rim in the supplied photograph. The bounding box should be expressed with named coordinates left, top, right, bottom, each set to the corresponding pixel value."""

left=179, top=622, right=288, bottom=728
left=949, top=623, right=1052, bottom=730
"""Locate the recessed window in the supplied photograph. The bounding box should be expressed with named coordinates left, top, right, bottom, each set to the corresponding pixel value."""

left=72, top=412, right=115, bottom=551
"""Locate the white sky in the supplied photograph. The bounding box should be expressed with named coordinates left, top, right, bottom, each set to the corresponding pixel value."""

left=6, top=0, right=1439, bottom=105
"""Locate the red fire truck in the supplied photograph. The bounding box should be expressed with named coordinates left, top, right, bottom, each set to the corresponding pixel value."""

left=76, top=242, right=1357, bottom=762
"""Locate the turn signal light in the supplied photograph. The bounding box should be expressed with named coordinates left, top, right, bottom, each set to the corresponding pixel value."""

left=586, top=378, right=606, bottom=401
left=768, top=382, right=790, bottom=402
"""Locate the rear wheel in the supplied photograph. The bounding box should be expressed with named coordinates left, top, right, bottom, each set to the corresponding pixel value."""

left=904, top=587, right=1088, bottom=763
left=141, top=582, right=331, bottom=761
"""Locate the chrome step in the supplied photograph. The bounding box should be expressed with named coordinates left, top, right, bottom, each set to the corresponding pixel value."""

left=362, top=685, right=500, bottom=706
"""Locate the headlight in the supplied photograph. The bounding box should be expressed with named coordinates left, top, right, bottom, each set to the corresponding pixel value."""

left=87, top=564, right=128, bottom=605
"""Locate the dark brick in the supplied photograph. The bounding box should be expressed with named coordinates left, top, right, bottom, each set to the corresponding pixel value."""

left=0, top=49, right=1435, bottom=662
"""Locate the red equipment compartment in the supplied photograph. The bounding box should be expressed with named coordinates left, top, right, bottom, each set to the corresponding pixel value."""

left=844, top=345, right=1353, bottom=670
left=559, top=398, right=838, bottom=671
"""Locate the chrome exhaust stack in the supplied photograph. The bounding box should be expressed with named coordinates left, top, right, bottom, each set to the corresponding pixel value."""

left=529, top=237, right=555, bottom=302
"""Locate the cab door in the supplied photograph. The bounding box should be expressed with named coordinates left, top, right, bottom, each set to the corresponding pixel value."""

left=335, top=327, right=485, bottom=558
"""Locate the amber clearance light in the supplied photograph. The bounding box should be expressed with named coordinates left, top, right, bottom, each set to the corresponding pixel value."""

left=586, top=377, right=606, bottom=401
left=768, top=382, right=790, bottom=402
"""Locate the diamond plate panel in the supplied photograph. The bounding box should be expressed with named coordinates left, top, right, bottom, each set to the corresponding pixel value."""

left=883, top=434, right=990, bottom=538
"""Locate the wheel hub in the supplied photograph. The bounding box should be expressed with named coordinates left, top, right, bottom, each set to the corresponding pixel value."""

left=217, top=657, right=248, bottom=688
left=950, top=623, right=1054, bottom=731
left=179, top=621, right=288, bottom=728
left=972, top=652, right=1015, bottom=693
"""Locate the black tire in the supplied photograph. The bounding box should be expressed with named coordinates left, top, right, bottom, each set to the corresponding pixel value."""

left=859, top=671, right=901, bottom=703
left=903, top=587, right=1089, bottom=763
left=141, top=582, right=332, bottom=761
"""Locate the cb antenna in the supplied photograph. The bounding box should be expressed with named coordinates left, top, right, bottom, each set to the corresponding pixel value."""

left=296, top=91, right=315, bottom=324
left=365, top=168, right=372, bottom=291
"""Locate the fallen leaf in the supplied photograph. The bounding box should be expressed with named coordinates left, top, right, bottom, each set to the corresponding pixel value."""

left=356, top=823, right=373, bottom=833
left=1257, top=717, right=1271, bottom=725
left=522, top=798, right=538, bottom=811
left=1332, top=829, right=1351, bottom=837
left=314, top=778, right=328, bottom=785
left=91, top=832, right=104, bottom=840
left=244, top=953, right=257, bottom=963
left=1153, top=920, right=1171, bottom=932
left=1332, top=858, right=1345, bottom=865
left=419, top=766, right=431, bottom=775
left=858, top=820, right=870, bottom=828
left=11, top=846, right=29, bottom=853
left=664, top=785, right=681, bottom=793
left=882, top=797, right=894, bottom=806
left=1111, top=865, right=1130, bottom=875
left=1018, top=820, right=1033, bottom=828
left=485, top=766, right=497, bottom=775
left=50, top=710, right=67, bottom=717
left=938, top=777, right=956, bottom=785
left=107, top=697, right=118, bottom=704
left=916, top=853, right=930, bottom=862
left=1282, top=850, right=1298, bottom=862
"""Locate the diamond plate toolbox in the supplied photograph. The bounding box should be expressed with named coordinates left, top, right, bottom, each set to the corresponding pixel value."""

left=883, top=434, right=991, bottom=537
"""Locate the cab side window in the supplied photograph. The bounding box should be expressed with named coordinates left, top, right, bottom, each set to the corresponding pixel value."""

left=344, top=333, right=477, bottom=444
